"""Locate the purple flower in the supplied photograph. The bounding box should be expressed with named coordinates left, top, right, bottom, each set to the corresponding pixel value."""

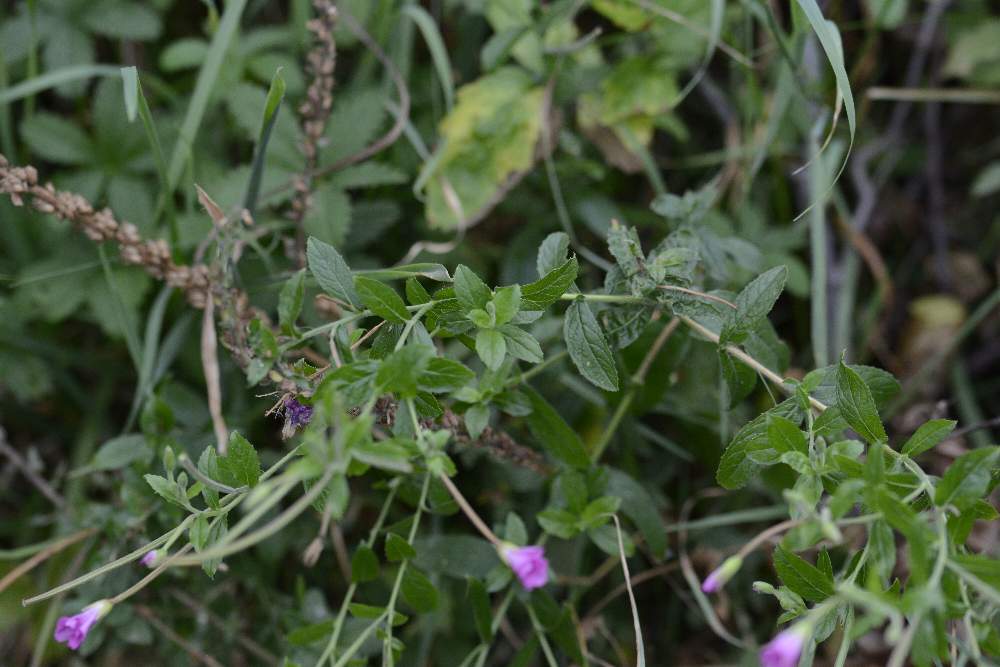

left=140, top=549, right=159, bottom=568
left=760, top=625, right=808, bottom=667
left=284, top=397, right=313, bottom=428
left=701, top=555, right=743, bottom=594
left=54, top=599, right=112, bottom=650
left=501, top=544, right=549, bottom=590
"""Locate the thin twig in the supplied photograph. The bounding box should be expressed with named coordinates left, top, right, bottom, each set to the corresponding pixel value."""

left=135, top=604, right=226, bottom=667
left=0, top=425, right=64, bottom=507
left=0, top=528, right=97, bottom=595
left=201, top=293, right=229, bottom=454
left=169, top=589, right=281, bottom=666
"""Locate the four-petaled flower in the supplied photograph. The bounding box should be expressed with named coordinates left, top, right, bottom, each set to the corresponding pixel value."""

left=760, top=624, right=809, bottom=667
left=500, top=543, right=549, bottom=590
left=140, top=549, right=159, bottom=568
left=54, top=599, right=113, bottom=650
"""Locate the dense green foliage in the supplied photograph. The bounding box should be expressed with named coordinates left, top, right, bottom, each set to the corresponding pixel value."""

left=2, top=1, right=1000, bottom=666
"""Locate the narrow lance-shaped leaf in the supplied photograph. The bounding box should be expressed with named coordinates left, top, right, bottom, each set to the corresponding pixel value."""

left=243, top=68, right=286, bottom=215
left=720, top=265, right=787, bottom=344
left=355, top=276, right=410, bottom=324
left=521, top=256, right=579, bottom=310
left=307, top=237, right=360, bottom=308
left=835, top=359, right=887, bottom=443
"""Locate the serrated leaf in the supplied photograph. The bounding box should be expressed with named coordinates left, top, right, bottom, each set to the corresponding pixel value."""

left=355, top=276, right=410, bottom=323
left=498, top=325, right=543, bottom=364
left=144, top=474, right=187, bottom=508
left=564, top=300, right=619, bottom=391
left=307, top=237, right=359, bottom=307
left=536, top=232, right=571, bottom=276
left=418, top=358, right=475, bottom=393
left=521, top=256, right=578, bottom=310
left=773, top=544, right=834, bottom=603
left=835, top=360, right=887, bottom=443
left=719, top=351, right=756, bottom=408
left=901, top=419, right=957, bottom=458
left=357, top=263, right=451, bottom=282
left=523, top=386, right=590, bottom=468
left=720, top=266, right=787, bottom=344
left=218, top=432, right=261, bottom=488
left=768, top=415, right=809, bottom=455
left=454, top=265, right=492, bottom=312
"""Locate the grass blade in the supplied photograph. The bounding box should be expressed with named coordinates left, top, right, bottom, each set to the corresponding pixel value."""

left=243, top=68, right=286, bottom=217
left=402, top=4, right=454, bottom=111
left=0, top=65, right=122, bottom=106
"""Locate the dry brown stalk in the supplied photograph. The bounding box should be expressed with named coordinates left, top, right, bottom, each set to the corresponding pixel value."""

left=0, top=154, right=211, bottom=308
left=289, top=0, right=339, bottom=262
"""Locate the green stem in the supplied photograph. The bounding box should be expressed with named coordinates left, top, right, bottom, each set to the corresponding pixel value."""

left=525, top=602, right=559, bottom=667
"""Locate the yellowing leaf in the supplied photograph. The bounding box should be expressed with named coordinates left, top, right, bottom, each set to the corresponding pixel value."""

left=426, top=67, right=544, bottom=229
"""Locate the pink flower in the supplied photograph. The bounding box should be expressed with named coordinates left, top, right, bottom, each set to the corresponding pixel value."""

left=701, top=556, right=743, bottom=594
left=140, top=549, right=159, bottom=568
left=760, top=624, right=808, bottom=667
left=54, top=599, right=112, bottom=650
left=501, top=544, right=549, bottom=590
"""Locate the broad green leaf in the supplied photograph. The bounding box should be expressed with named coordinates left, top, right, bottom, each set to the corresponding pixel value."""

left=356, top=263, right=451, bottom=282
left=536, top=232, right=571, bottom=276
left=564, top=300, right=619, bottom=391
left=278, top=269, right=306, bottom=334
left=454, top=265, right=492, bottom=312
left=801, top=363, right=900, bottom=408
left=418, top=358, right=475, bottom=393
left=413, top=535, right=500, bottom=579
left=719, top=351, right=756, bottom=408
left=468, top=578, right=494, bottom=642
left=355, top=276, right=410, bottom=323
left=901, top=419, right=957, bottom=458
left=492, top=284, right=521, bottom=325
left=935, top=447, right=1000, bottom=508
left=835, top=360, right=887, bottom=443
left=720, top=266, right=787, bottom=344
left=307, top=237, right=360, bottom=307
left=426, top=68, right=544, bottom=229
left=377, top=344, right=434, bottom=398
left=90, top=434, right=151, bottom=471
left=768, top=415, right=809, bottom=455
left=476, top=329, right=507, bottom=370
left=773, top=544, right=834, bottom=602
left=218, top=432, right=261, bottom=488
left=521, top=256, right=579, bottom=310
left=523, top=386, right=590, bottom=468
left=402, top=566, right=439, bottom=612
left=20, top=112, right=93, bottom=164
left=717, top=399, right=801, bottom=489
left=351, top=545, right=379, bottom=583
left=348, top=604, right=408, bottom=626
left=498, top=325, right=543, bottom=364
left=144, top=474, right=187, bottom=508
left=386, top=533, right=417, bottom=562
left=606, top=468, right=667, bottom=559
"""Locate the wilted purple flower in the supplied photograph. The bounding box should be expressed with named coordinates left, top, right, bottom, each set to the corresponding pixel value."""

left=500, top=544, right=549, bottom=590
left=140, top=549, right=159, bottom=568
left=54, top=599, right=112, bottom=650
left=701, top=555, right=743, bottom=594
left=760, top=624, right=809, bottom=667
left=284, top=397, right=313, bottom=428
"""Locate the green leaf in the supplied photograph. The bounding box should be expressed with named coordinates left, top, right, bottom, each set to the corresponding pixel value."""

left=720, top=266, right=787, bottom=344
left=492, top=284, right=521, bottom=326
left=218, top=432, right=261, bottom=488
left=386, top=533, right=417, bottom=562
left=143, top=474, right=187, bottom=508
left=901, top=419, right=957, bottom=458
left=476, top=329, right=507, bottom=370
left=278, top=269, right=306, bottom=334
left=244, top=67, right=286, bottom=214
left=20, top=112, right=94, bottom=164
left=768, top=415, right=809, bottom=455
left=717, top=399, right=801, bottom=489
left=402, top=566, right=439, bottom=612
left=377, top=344, right=434, bottom=398
left=454, top=265, right=492, bottom=312
left=835, top=360, right=887, bottom=443
left=468, top=578, right=494, bottom=642
left=90, top=434, right=151, bottom=471
left=356, top=263, right=451, bottom=283
left=413, top=535, right=501, bottom=579
left=465, top=404, right=490, bottom=440
left=719, top=351, right=756, bottom=408
left=307, top=237, right=360, bottom=308
left=536, top=232, right=571, bottom=276
left=773, top=544, right=835, bottom=603
left=521, top=256, right=579, bottom=310
left=935, top=447, right=1000, bottom=508
left=351, top=545, right=379, bottom=583
left=605, top=468, right=667, bottom=559
left=418, top=358, right=475, bottom=393
left=564, top=300, right=619, bottom=391
left=498, top=325, right=543, bottom=364
left=426, top=68, right=544, bottom=229
left=355, top=276, right=410, bottom=324
left=348, top=604, right=408, bottom=626
left=523, top=386, right=590, bottom=468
